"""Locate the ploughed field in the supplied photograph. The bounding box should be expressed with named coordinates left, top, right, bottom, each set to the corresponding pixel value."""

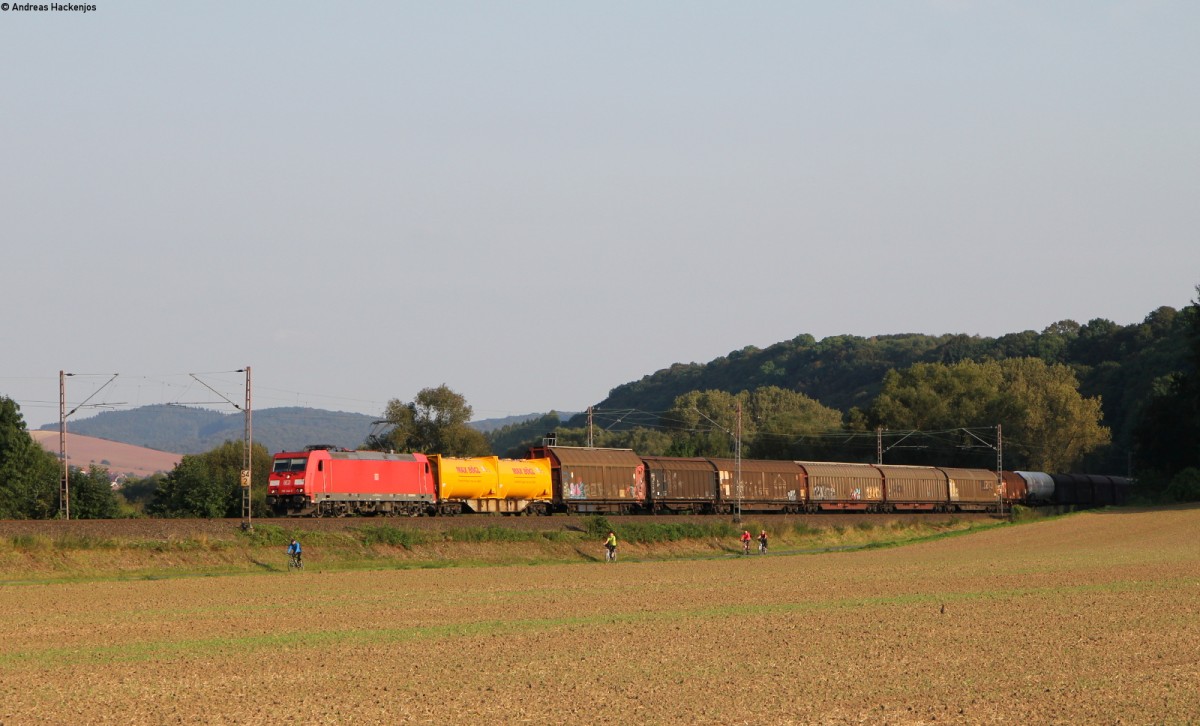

left=2, top=506, right=1198, bottom=724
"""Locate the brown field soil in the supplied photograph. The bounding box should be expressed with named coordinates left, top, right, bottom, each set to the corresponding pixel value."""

left=28, top=430, right=181, bottom=478
left=1, top=505, right=1197, bottom=724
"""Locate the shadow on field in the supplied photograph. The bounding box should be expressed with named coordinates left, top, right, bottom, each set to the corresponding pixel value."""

left=574, top=547, right=602, bottom=562
left=249, top=558, right=280, bottom=573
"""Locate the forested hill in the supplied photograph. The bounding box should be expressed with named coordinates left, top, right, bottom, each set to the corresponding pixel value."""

left=40, top=405, right=381, bottom=455
left=601, top=333, right=962, bottom=417
left=582, top=309, right=1190, bottom=472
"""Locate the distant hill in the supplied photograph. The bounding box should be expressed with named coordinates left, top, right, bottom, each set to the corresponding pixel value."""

left=469, top=413, right=542, bottom=433
left=470, top=412, right=579, bottom=434
left=29, top=431, right=181, bottom=478
left=40, top=405, right=382, bottom=455
left=37, top=405, right=573, bottom=456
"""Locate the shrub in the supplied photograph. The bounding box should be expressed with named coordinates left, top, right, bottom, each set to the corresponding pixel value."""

left=52, top=534, right=115, bottom=550
left=1009, top=504, right=1036, bottom=522
left=9, top=534, right=50, bottom=551
left=584, top=515, right=613, bottom=540
left=1166, top=468, right=1200, bottom=503
left=356, top=525, right=425, bottom=549
left=618, top=521, right=738, bottom=544
left=448, top=526, right=540, bottom=543
left=241, top=524, right=289, bottom=546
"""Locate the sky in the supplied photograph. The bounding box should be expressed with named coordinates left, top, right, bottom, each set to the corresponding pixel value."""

left=2, top=1, right=1198, bottom=431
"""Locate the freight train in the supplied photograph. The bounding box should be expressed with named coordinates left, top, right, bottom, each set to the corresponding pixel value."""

left=265, top=445, right=1133, bottom=517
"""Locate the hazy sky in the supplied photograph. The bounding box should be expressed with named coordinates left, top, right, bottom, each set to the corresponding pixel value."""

left=3, top=1, right=1198, bottom=431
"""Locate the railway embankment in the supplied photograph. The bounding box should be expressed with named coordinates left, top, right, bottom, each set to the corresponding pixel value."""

left=0, top=513, right=1013, bottom=583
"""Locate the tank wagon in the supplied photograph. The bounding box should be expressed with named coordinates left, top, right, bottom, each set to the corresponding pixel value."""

left=266, top=445, right=1132, bottom=517
left=427, top=454, right=553, bottom=515
left=1012, top=470, right=1054, bottom=504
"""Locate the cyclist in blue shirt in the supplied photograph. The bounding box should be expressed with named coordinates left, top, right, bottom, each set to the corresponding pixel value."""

left=287, top=538, right=303, bottom=567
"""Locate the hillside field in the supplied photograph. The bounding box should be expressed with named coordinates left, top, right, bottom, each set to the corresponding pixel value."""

left=28, top=430, right=181, bottom=478
left=1, top=507, right=1197, bottom=724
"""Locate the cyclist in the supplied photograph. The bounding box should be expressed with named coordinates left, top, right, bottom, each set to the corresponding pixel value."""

left=741, top=529, right=752, bottom=555
left=287, top=538, right=303, bottom=568
left=758, top=529, right=768, bottom=554
left=604, top=531, right=617, bottom=562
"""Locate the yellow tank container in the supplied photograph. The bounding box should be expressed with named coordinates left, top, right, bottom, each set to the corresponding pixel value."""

left=497, top=458, right=553, bottom=501
left=434, top=455, right=501, bottom=500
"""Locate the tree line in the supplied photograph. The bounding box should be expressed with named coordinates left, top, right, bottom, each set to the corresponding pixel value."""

left=484, top=358, right=1109, bottom=473
left=2, top=290, right=1198, bottom=518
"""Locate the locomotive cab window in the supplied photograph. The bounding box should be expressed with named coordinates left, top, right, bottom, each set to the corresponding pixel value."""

left=273, top=458, right=307, bottom=474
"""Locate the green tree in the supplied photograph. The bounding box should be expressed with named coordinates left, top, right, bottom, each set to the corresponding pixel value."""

left=150, top=440, right=271, bottom=518
left=621, top=427, right=674, bottom=457
left=745, top=387, right=844, bottom=459
left=662, top=387, right=843, bottom=459
left=1036, top=320, right=1080, bottom=363
left=68, top=466, right=122, bottom=519
left=1069, top=318, right=1122, bottom=366
left=1133, top=288, right=1200, bottom=480
left=871, top=361, right=1003, bottom=431
left=996, top=358, right=1111, bottom=472
left=662, top=390, right=743, bottom=457
left=150, top=456, right=224, bottom=517
left=116, top=473, right=163, bottom=513
left=0, top=397, right=59, bottom=519
left=379, top=385, right=490, bottom=456
left=871, top=358, right=1109, bottom=471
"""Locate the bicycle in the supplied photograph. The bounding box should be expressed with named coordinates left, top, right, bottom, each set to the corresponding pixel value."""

left=758, top=540, right=767, bottom=555
left=742, top=540, right=751, bottom=556
left=288, top=552, right=303, bottom=570
left=604, top=546, right=617, bottom=563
